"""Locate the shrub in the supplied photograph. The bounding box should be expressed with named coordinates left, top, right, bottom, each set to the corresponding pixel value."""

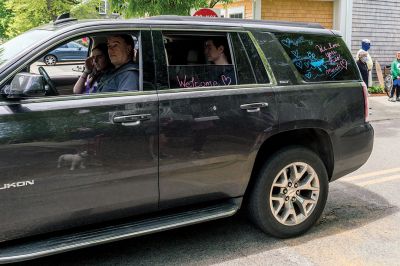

left=368, top=85, right=384, bottom=94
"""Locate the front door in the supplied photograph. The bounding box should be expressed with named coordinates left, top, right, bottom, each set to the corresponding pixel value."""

left=0, top=30, right=159, bottom=242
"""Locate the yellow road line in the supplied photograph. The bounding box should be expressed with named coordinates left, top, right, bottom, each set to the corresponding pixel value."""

left=341, top=167, right=400, bottom=181
left=355, top=174, right=400, bottom=187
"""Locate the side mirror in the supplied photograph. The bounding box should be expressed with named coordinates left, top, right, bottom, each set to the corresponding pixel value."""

left=2, top=73, right=46, bottom=99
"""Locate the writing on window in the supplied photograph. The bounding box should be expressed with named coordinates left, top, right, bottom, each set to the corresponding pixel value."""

left=163, top=34, right=237, bottom=89
left=276, top=33, right=358, bottom=82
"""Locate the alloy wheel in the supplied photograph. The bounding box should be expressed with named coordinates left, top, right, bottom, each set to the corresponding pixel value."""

left=269, top=162, right=320, bottom=226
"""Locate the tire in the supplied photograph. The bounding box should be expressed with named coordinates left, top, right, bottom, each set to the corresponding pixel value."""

left=44, top=55, right=57, bottom=66
left=247, top=146, right=329, bottom=238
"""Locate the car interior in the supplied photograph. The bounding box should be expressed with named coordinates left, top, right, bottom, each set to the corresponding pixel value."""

left=162, top=33, right=236, bottom=89
left=19, top=32, right=141, bottom=96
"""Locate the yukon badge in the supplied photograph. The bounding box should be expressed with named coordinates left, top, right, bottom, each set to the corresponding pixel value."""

left=0, top=180, right=35, bottom=190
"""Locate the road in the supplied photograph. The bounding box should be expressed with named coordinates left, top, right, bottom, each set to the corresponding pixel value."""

left=20, top=96, right=400, bottom=266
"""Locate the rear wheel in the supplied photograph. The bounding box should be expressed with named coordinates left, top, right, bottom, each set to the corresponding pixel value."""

left=247, top=146, right=328, bottom=238
left=44, top=55, right=57, bottom=66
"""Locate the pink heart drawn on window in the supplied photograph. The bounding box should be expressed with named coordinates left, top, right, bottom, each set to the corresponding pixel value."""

left=221, top=75, right=232, bottom=86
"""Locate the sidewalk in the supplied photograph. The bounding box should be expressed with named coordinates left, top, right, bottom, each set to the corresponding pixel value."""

left=368, top=95, right=400, bottom=122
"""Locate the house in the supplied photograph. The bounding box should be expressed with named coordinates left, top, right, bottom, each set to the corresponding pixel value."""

left=215, top=0, right=400, bottom=78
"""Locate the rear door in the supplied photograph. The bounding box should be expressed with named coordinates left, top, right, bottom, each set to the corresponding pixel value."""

left=152, top=29, right=279, bottom=209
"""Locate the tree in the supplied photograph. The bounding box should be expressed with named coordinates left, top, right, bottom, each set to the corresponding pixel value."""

left=70, top=0, right=103, bottom=20
left=0, top=0, right=13, bottom=41
left=5, top=0, right=79, bottom=37
left=109, top=0, right=232, bottom=18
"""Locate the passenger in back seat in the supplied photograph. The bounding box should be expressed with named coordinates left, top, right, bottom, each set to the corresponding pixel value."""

left=204, top=37, right=229, bottom=65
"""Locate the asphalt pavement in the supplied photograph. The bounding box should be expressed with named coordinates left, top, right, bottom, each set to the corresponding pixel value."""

left=368, top=95, right=400, bottom=121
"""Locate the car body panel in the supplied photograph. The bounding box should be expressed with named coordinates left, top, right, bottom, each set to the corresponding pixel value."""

left=0, top=93, right=159, bottom=242
left=157, top=86, right=278, bottom=208
left=0, top=17, right=374, bottom=247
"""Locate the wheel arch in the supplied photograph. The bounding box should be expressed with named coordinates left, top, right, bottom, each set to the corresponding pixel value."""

left=244, top=128, right=334, bottom=199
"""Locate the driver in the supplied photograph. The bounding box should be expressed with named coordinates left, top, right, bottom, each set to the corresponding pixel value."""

left=96, top=34, right=139, bottom=92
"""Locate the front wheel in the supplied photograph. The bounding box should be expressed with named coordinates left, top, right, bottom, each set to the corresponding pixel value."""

left=247, top=146, right=328, bottom=238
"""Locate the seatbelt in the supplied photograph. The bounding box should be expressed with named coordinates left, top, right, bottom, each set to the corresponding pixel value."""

left=98, top=65, right=139, bottom=92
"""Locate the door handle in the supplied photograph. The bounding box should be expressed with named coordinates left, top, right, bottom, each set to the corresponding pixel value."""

left=240, top=102, right=268, bottom=113
left=113, top=114, right=151, bottom=126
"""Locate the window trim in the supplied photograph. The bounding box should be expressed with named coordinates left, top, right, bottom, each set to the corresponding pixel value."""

left=5, top=29, right=151, bottom=100
left=154, top=29, right=273, bottom=91
left=1, top=26, right=151, bottom=90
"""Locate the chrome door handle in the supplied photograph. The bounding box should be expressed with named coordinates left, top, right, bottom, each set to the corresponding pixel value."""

left=113, top=114, right=151, bottom=126
left=240, top=102, right=268, bottom=113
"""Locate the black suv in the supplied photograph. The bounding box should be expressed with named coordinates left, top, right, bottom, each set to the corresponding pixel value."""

left=0, top=16, right=373, bottom=262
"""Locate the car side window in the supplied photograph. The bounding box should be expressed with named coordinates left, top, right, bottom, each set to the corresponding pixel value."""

left=238, top=32, right=270, bottom=84
left=230, top=33, right=257, bottom=85
left=162, top=32, right=237, bottom=89
left=275, top=33, right=359, bottom=82
left=10, top=31, right=150, bottom=97
left=29, top=38, right=89, bottom=78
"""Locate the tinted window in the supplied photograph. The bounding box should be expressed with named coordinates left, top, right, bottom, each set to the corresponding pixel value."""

left=141, top=30, right=156, bottom=91
left=0, top=29, right=53, bottom=68
left=252, top=31, right=297, bottom=85
left=152, top=31, right=169, bottom=90
left=238, top=32, right=269, bottom=84
left=230, top=33, right=256, bottom=85
left=162, top=33, right=237, bottom=89
left=276, top=33, right=359, bottom=82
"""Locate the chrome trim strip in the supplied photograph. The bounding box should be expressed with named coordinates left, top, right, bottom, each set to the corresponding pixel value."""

left=0, top=203, right=239, bottom=263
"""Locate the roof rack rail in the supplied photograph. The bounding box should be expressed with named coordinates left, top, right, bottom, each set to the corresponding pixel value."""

left=53, top=13, right=77, bottom=25
left=145, top=15, right=324, bottom=29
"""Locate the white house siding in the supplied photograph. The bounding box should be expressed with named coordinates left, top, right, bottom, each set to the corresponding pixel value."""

left=352, top=0, right=400, bottom=76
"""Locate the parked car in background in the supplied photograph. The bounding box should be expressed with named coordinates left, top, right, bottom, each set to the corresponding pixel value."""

left=0, top=15, right=373, bottom=263
left=42, top=41, right=88, bottom=65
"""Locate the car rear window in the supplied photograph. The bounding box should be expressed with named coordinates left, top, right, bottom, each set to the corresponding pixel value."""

left=275, top=33, right=359, bottom=82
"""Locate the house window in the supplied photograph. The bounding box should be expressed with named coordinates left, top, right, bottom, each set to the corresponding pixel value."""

left=228, top=6, right=244, bottom=19
left=229, top=13, right=243, bottom=18
left=220, top=8, right=226, bottom=18
left=99, top=0, right=107, bottom=15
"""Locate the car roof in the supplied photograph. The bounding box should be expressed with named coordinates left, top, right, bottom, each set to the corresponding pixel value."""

left=39, top=16, right=336, bottom=36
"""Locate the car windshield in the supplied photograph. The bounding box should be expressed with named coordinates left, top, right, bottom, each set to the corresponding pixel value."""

left=0, top=29, right=54, bottom=68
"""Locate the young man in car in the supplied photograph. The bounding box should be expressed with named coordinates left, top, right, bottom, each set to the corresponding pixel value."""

left=204, top=37, right=236, bottom=86
left=97, top=34, right=139, bottom=92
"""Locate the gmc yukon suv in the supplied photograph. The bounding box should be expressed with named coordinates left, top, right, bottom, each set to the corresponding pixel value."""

left=0, top=16, right=373, bottom=262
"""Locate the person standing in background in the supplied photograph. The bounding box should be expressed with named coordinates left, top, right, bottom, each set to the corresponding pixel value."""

left=389, top=51, right=400, bottom=102
left=356, top=51, right=369, bottom=86
left=356, top=39, right=373, bottom=87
